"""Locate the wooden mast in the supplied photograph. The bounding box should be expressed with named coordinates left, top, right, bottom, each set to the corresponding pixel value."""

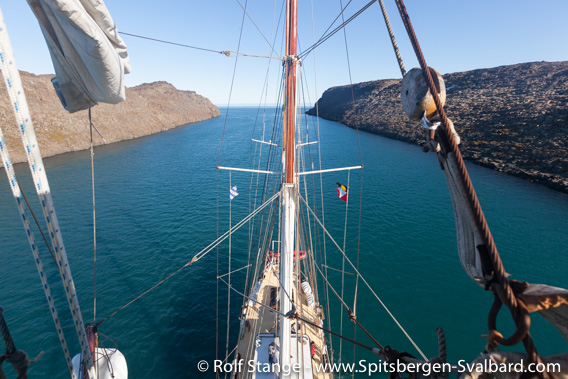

left=284, top=0, right=298, bottom=184
left=280, top=0, right=298, bottom=371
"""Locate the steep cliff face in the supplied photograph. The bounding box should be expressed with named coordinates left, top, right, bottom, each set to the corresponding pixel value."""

left=307, top=61, right=568, bottom=193
left=0, top=71, right=220, bottom=163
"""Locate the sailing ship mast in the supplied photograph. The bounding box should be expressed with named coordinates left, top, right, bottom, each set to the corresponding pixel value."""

left=280, top=0, right=298, bottom=369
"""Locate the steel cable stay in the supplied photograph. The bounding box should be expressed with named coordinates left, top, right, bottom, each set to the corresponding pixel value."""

left=225, top=171, right=234, bottom=375
left=17, top=184, right=58, bottom=265
left=245, top=4, right=282, bottom=314
left=246, top=70, right=286, bottom=267
left=312, top=0, right=355, bottom=53
left=95, top=192, right=280, bottom=327
left=234, top=127, right=282, bottom=368
left=331, top=0, right=368, bottom=368
left=216, top=11, right=248, bottom=367
left=306, top=0, right=336, bottom=358
left=299, top=0, right=377, bottom=60
left=392, top=0, right=548, bottom=369
left=233, top=0, right=283, bottom=60
left=238, top=80, right=285, bottom=350
left=215, top=5, right=251, bottom=369
left=298, top=72, right=330, bottom=339
left=0, top=149, right=72, bottom=377
left=313, top=258, right=383, bottom=350
left=0, top=17, right=95, bottom=378
left=339, top=169, right=351, bottom=363
left=297, top=192, right=428, bottom=361
left=89, top=108, right=98, bottom=328
left=119, top=31, right=282, bottom=61
left=218, top=277, right=382, bottom=355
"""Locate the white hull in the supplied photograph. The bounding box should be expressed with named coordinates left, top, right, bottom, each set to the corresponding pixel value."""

left=72, top=348, right=128, bottom=379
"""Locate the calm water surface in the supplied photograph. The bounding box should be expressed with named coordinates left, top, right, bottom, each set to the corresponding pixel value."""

left=0, top=107, right=566, bottom=378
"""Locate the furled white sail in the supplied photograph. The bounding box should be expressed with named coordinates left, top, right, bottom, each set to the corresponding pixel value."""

left=519, top=284, right=568, bottom=343
left=27, top=0, right=131, bottom=112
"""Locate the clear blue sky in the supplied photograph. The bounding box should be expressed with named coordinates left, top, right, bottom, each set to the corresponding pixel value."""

left=2, top=1, right=567, bottom=105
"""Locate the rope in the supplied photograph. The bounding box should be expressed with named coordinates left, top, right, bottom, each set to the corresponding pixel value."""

left=0, top=350, right=43, bottom=379
left=302, top=0, right=355, bottom=59
left=299, top=0, right=377, bottom=59
left=18, top=184, right=57, bottom=264
left=269, top=264, right=294, bottom=307
left=321, top=265, right=355, bottom=276
left=437, top=327, right=447, bottom=363
left=404, top=329, right=447, bottom=367
left=217, top=264, right=252, bottom=279
left=225, top=172, right=233, bottom=371
left=218, top=277, right=381, bottom=355
left=233, top=0, right=282, bottom=59
left=119, top=31, right=225, bottom=55
left=224, top=51, right=282, bottom=60
left=377, top=0, right=405, bottom=77
left=216, top=0, right=248, bottom=169
left=298, top=193, right=428, bottom=360
left=96, top=192, right=280, bottom=326
left=353, top=156, right=364, bottom=376
left=5, top=185, right=72, bottom=374
left=314, top=261, right=383, bottom=350
left=216, top=169, right=220, bottom=379
left=0, top=11, right=90, bottom=378
left=97, top=331, right=120, bottom=377
left=393, top=0, right=542, bottom=366
left=0, top=309, right=15, bottom=356
left=194, top=191, right=280, bottom=263
left=339, top=169, right=350, bottom=363
left=239, top=9, right=282, bottom=356
left=330, top=10, right=366, bottom=364
left=307, top=1, right=335, bottom=357
left=89, top=108, right=98, bottom=327
left=221, top=345, right=238, bottom=365
left=0, top=309, right=44, bottom=379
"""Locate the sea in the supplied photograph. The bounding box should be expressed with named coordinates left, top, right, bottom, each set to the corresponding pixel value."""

left=0, top=107, right=566, bottom=378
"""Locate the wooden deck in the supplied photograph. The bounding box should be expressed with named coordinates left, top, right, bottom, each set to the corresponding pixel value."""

left=235, top=261, right=332, bottom=378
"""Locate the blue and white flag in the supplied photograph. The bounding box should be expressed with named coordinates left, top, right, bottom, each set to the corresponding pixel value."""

left=230, top=186, right=239, bottom=201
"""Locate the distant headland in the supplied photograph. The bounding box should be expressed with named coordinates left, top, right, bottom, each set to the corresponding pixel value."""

left=307, top=61, right=568, bottom=193
left=0, top=71, right=220, bottom=164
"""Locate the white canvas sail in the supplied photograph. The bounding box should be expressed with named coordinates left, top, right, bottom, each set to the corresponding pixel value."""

left=27, top=0, right=131, bottom=112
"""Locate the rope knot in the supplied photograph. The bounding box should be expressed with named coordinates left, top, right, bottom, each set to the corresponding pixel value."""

left=0, top=349, right=43, bottom=378
left=422, top=140, right=441, bottom=153
left=348, top=311, right=357, bottom=322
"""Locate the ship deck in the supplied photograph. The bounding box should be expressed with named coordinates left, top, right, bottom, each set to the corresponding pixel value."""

left=235, top=261, right=331, bottom=378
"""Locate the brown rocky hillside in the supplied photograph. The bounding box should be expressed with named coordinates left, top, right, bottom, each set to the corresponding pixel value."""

left=0, top=71, right=220, bottom=164
left=307, top=61, right=568, bottom=193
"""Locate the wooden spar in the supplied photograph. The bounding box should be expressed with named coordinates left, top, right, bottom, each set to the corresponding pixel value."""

left=284, top=0, right=297, bottom=184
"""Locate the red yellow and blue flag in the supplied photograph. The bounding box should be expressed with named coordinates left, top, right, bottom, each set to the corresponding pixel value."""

left=336, top=182, right=348, bottom=202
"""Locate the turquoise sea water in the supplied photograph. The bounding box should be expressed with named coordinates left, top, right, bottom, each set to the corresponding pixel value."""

left=0, top=107, right=566, bottom=378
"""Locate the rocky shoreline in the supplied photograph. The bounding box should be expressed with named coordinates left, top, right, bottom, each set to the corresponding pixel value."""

left=0, top=71, right=220, bottom=165
left=307, top=61, right=568, bottom=193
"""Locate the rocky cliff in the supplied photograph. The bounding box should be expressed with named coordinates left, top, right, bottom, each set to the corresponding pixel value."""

left=0, top=71, right=220, bottom=164
left=307, top=61, right=568, bottom=193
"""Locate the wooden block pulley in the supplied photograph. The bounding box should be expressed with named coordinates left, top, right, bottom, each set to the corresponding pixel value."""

left=401, top=67, right=446, bottom=121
